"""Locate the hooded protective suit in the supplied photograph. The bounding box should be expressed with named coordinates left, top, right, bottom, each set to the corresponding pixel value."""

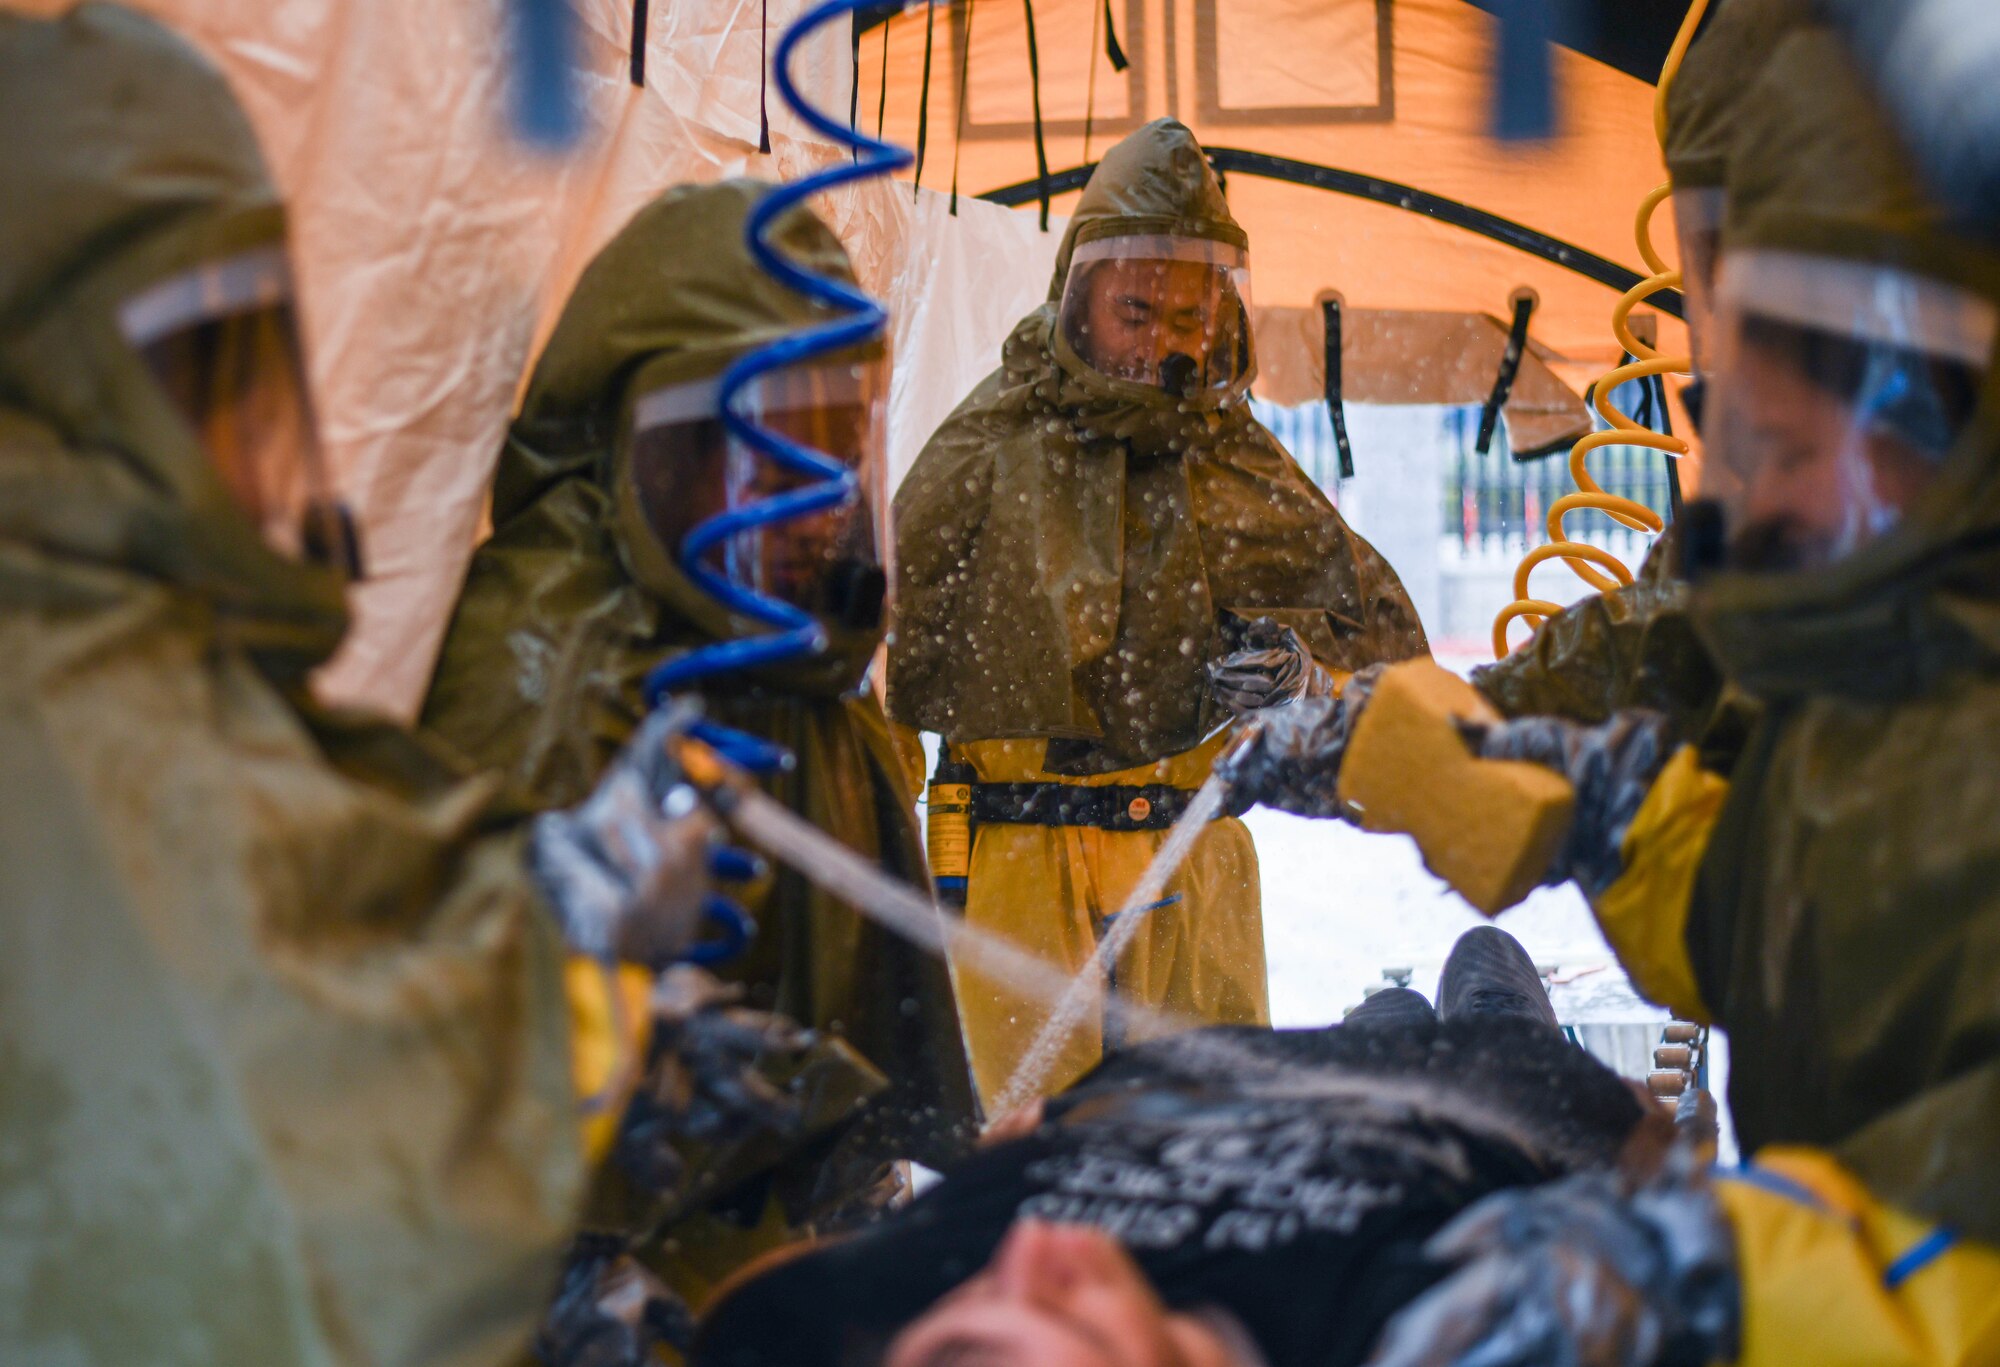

left=888, top=119, right=1426, bottom=1108
left=421, top=182, right=977, bottom=1204
left=1688, top=23, right=2000, bottom=1240
left=0, top=9, right=603, bottom=1364
left=1577, top=31, right=2000, bottom=1362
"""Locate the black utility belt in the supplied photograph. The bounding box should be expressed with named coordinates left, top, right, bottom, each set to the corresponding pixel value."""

left=969, top=782, right=1215, bottom=833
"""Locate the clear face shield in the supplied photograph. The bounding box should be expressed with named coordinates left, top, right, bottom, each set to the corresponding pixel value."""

left=1056, top=234, right=1252, bottom=400
left=625, top=359, right=889, bottom=628
left=1672, top=187, right=1727, bottom=378
left=118, top=246, right=357, bottom=573
left=1700, top=249, right=1995, bottom=575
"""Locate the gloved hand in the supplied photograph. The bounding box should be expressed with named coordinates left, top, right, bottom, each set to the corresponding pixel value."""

left=1364, top=1148, right=1740, bottom=1367
left=1209, top=618, right=1338, bottom=715
left=536, top=1234, right=695, bottom=1367
left=613, top=965, right=817, bottom=1199
left=1456, top=709, right=1676, bottom=896
left=1213, top=663, right=1386, bottom=817
left=528, top=705, right=719, bottom=965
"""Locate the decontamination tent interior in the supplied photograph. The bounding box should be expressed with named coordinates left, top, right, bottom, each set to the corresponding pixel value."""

left=2, top=0, right=1695, bottom=715
left=858, top=0, right=1698, bottom=404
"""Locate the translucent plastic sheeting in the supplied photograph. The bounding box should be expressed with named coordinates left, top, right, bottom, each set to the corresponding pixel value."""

left=1, top=0, right=1059, bottom=717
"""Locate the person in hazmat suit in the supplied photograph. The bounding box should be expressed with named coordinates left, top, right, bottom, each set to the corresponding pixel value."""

left=887, top=118, right=1427, bottom=1111
left=0, top=7, right=774, bottom=1366
left=420, top=180, right=978, bottom=1295
left=1229, top=29, right=2000, bottom=1367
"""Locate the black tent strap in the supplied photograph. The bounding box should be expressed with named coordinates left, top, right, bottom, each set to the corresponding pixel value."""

left=1103, top=0, right=1129, bottom=71
left=631, top=0, right=650, bottom=86
left=758, top=0, right=771, bottom=153
left=1477, top=291, right=1536, bottom=455
left=849, top=11, right=862, bottom=156
left=1083, top=0, right=1103, bottom=160
left=1640, top=366, right=1683, bottom=518
left=977, top=147, right=1686, bottom=319
left=949, top=0, right=979, bottom=214
left=914, top=0, right=937, bottom=193
left=876, top=19, right=890, bottom=136
left=1321, top=299, right=1356, bottom=480
left=1022, top=0, right=1053, bottom=231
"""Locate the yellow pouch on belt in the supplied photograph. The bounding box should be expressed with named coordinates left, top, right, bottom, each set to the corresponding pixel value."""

left=926, top=780, right=973, bottom=879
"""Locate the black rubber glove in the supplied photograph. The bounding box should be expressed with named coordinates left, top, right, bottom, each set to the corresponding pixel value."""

left=1458, top=709, right=1677, bottom=897
left=536, top=1234, right=695, bottom=1366
left=613, top=966, right=816, bottom=1199
left=528, top=705, right=718, bottom=964
left=1364, top=1148, right=1740, bottom=1367
left=1209, top=618, right=1338, bottom=715
left=1214, top=663, right=1387, bottom=817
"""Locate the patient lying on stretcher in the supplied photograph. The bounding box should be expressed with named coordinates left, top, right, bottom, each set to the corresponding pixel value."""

left=693, top=927, right=1682, bottom=1367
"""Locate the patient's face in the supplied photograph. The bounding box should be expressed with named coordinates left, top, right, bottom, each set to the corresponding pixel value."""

left=885, top=1221, right=1246, bottom=1367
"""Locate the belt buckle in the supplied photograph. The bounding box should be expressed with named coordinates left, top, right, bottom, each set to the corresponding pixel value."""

left=1126, top=795, right=1153, bottom=823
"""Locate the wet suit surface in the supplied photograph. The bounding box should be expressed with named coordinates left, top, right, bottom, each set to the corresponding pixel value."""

left=696, top=1015, right=1644, bottom=1367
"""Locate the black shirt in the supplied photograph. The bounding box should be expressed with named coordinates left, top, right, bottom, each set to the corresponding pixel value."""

left=695, top=1014, right=1643, bottom=1367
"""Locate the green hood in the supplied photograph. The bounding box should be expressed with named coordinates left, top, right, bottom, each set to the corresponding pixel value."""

left=1662, top=0, right=1814, bottom=192
left=0, top=2, right=346, bottom=678
left=514, top=176, right=875, bottom=661
left=1042, top=118, right=1254, bottom=417
left=423, top=182, right=978, bottom=1177
left=889, top=120, right=1425, bottom=774
left=0, top=10, right=585, bottom=1364
left=424, top=180, right=887, bottom=799
left=1049, top=117, right=1245, bottom=285
left=1691, top=29, right=2000, bottom=701
left=1682, top=29, right=2000, bottom=1243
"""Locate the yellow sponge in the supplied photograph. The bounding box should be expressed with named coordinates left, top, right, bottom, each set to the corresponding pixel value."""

left=1337, top=660, right=1576, bottom=916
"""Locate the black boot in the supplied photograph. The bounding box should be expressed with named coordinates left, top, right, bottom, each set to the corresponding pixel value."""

left=1436, top=926, right=1558, bottom=1032
left=1343, top=985, right=1438, bottom=1032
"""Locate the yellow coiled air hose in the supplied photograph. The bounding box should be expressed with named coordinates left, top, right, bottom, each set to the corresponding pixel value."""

left=1492, top=0, right=1712, bottom=659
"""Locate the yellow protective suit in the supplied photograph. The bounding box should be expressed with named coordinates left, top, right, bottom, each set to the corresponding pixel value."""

left=1409, top=27, right=2000, bottom=1354
left=1583, top=752, right=2000, bottom=1366
left=1718, top=1150, right=2000, bottom=1366
left=949, top=733, right=1264, bottom=1108
left=890, top=120, right=1425, bottom=1111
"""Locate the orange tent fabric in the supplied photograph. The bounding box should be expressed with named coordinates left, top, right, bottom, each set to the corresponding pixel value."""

left=860, top=0, right=1692, bottom=407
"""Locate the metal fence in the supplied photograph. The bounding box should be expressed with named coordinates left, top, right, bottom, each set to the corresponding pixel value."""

left=1442, top=405, right=1675, bottom=565
left=1255, top=398, right=1347, bottom=502
left=1250, top=395, right=1676, bottom=566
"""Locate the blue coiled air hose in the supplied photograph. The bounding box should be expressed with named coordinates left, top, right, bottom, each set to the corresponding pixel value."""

left=646, top=0, right=914, bottom=964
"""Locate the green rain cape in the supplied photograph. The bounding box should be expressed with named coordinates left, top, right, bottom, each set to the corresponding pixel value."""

left=421, top=182, right=977, bottom=1183
left=888, top=119, right=1426, bottom=776
left=1687, top=30, right=2000, bottom=1243
left=0, top=8, right=581, bottom=1365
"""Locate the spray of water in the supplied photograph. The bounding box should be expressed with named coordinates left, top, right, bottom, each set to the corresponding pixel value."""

left=717, top=782, right=1198, bottom=1045
left=714, top=771, right=1558, bottom=1155
left=991, top=769, right=1232, bottom=1115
